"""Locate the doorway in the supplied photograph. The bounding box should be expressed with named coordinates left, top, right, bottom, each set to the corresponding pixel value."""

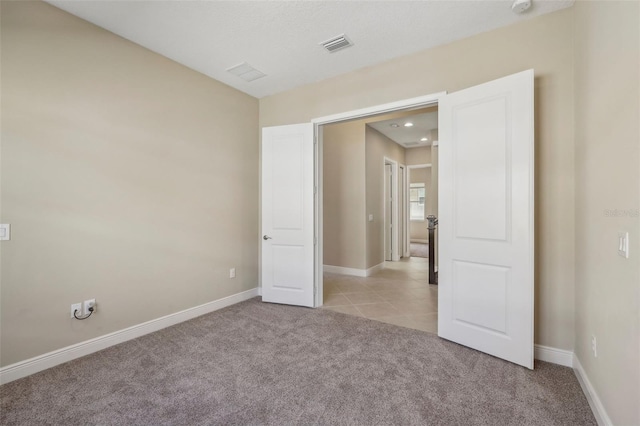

left=262, top=70, right=535, bottom=369
left=319, top=107, right=440, bottom=333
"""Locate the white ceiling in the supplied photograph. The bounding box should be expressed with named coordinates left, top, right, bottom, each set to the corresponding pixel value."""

left=368, top=112, right=438, bottom=149
left=46, top=0, right=574, bottom=99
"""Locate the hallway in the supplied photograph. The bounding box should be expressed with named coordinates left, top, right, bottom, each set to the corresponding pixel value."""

left=322, top=257, right=438, bottom=333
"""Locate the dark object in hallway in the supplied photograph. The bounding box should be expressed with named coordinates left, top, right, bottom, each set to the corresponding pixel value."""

left=428, top=215, right=438, bottom=285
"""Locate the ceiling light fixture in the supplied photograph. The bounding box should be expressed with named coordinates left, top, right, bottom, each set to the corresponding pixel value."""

left=421, top=137, right=428, bottom=141
left=404, top=122, right=414, bottom=127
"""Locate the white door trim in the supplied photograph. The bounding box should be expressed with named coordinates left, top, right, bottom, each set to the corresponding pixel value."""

left=399, top=164, right=408, bottom=258
left=312, top=93, right=447, bottom=126
left=383, top=157, right=400, bottom=262
left=312, top=92, right=445, bottom=307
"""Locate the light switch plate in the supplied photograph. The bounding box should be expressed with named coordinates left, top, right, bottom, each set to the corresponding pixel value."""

left=0, top=224, right=10, bottom=241
left=618, top=231, right=629, bottom=258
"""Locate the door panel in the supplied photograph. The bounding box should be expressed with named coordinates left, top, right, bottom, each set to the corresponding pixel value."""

left=262, top=124, right=314, bottom=307
left=438, top=70, right=534, bottom=369
left=453, top=97, right=509, bottom=241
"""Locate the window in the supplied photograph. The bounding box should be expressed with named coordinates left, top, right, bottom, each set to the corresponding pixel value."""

left=410, top=183, right=426, bottom=221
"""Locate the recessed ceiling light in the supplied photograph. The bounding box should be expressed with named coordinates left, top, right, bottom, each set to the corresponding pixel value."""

left=421, top=137, right=428, bottom=142
left=404, top=122, right=414, bottom=127
left=390, top=123, right=400, bottom=128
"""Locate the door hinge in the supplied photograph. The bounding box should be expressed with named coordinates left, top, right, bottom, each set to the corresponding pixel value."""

left=314, top=186, right=317, bottom=194
left=314, top=237, right=317, bottom=245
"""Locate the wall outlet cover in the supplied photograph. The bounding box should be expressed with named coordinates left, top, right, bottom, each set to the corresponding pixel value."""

left=71, top=303, right=82, bottom=318
left=83, top=299, right=96, bottom=316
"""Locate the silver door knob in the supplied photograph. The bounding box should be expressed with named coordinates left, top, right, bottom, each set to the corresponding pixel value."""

left=263, top=235, right=272, bottom=240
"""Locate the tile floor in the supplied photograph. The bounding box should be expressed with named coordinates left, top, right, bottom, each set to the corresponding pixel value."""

left=322, top=257, right=438, bottom=333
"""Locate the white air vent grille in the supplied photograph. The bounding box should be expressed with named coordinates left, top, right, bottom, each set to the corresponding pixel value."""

left=226, top=62, right=266, bottom=82
left=404, top=142, right=419, bottom=147
left=320, top=34, right=353, bottom=53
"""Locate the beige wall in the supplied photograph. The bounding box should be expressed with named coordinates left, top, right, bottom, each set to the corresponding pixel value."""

left=365, top=126, right=405, bottom=268
left=0, top=2, right=259, bottom=366
left=322, top=121, right=366, bottom=269
left=405, top=146, right=432, bottom=166
left=322, top=109, right=432, bottom=269
left=431, top=145, right=439, bottom=219
left=573, top=2, right=640, bottom=424
left=260, top=9, right=575, bottom=351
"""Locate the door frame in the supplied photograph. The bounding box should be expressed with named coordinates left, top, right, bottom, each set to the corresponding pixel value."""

left=398, top=164, right=408, bottom=258
left=383, top=158, right=399, bottom=262
left=311, top=92, right=445, bottom=307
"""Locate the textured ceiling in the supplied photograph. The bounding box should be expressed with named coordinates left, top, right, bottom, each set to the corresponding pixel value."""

left=46, top=0, right=574, bottom=99
left=368, top=112, right=438, bottom=149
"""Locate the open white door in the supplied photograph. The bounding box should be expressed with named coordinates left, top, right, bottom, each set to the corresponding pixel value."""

left=262, top=123, right=315, bottom=307
left=438, top=70, right=534, bottom=369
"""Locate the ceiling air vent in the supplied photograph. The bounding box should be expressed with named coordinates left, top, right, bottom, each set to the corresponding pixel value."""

left=404, top=142, right=419, bottom=147
left=226, top=62, right=266, bottom=82
left=320, top=34, right=353, bottom=53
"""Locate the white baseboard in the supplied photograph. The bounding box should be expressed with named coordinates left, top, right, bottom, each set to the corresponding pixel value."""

left=534, top=344, right=573, bottom=367
left=366, top=262, right=385, bottom=276
left=323, top=264, right=367, bottom=277
left=533, top=345, right=607, bottom=425
left=411, top=239, right=428, bottom=244
left=0, top=287, right=260, bottom=385
left=323, top=263, right=385, bottom=277
left=0, top=292, right=607, bottom=426
left=573, top=354, right=612, bottom=426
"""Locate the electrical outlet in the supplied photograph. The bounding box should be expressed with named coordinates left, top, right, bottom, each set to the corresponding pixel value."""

left=229, top=268, right=236, bottom=278
left=591, top=335, right=597, bottom=358
left=70, top=303, right=82, bottom=318
left=83, top=299, right=96, bottom=316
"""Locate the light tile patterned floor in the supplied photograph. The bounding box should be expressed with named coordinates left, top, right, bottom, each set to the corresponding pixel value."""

left=322, top=257, right=438, bottom=333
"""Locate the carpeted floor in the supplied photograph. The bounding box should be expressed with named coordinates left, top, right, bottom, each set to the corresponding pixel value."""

left=410, top=242, right=428, bottom=258
left=1, top=298, right=595, bottom=425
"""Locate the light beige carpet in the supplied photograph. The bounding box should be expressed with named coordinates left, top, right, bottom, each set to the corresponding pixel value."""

left=0, top=298, right=595, bottom=425
left=410, top=242, right=429, bottom=258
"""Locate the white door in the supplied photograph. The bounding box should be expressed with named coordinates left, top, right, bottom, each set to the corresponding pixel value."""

left=261, top=123, right=315, bottom=307
left=438, top=70, right=534, bottom=369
